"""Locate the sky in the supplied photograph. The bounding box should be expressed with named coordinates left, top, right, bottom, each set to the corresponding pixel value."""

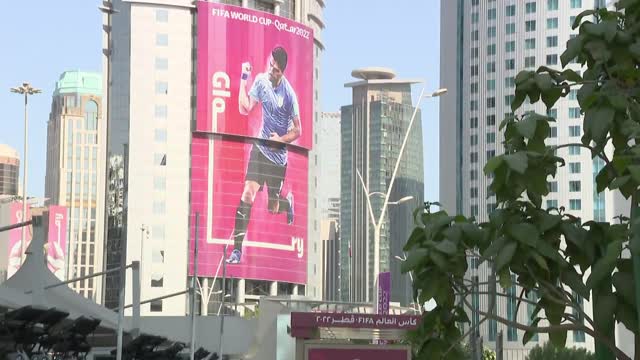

left=0, top=0, right=441, bottom=203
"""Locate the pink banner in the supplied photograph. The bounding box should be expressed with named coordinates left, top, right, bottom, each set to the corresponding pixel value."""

left=7, top=202, right=31, bottom=278
left=195, top=2, right=313, bottom=150
left=190, top=1, right=313, bottom=284
left=290, top=312, right=421, bottom=338
left=47, top=206, right=67, bottom=279
left=308, top=348, right=409, bottom=360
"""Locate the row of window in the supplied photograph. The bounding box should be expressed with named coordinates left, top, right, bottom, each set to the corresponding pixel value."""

left=472, top=0, right=599, bottom=16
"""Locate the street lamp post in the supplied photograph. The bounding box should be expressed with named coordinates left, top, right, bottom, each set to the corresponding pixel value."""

left=10, top=82, right=41, bottom=266
left=356, top=86, right=447, bottom=303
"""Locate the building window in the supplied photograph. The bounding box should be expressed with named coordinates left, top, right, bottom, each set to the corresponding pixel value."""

left=547, top=199, right=558, bottom=208
left=155, top=81, right=168, bottom=95
left=547, top=36, right=558, bottom=47
left=506, top=59, right=516, bottom=70
left=549, top=181, right=558, bottom=192
left=570, top=107, right=582, bottom=119
left=487, top=44, right=496, bottom=56
left=546, top=54, right=558, bottom=65
left=573, top=293, right=586, bottom=342
left=84, top=101, right=99, bottom=131
left=570, top=199, right=582, bottom=210
left=471, top=187, right=478, bottom=198
left=472, top=30, right=479, bottom=41
left=595, top=0, right=607, bottom=8
left=526, top=20, right=536, bottom=32
left=471, top=117, right=479, bottom=128
left=487, top=115, right=496, bottom=126
left=154, top=129, right=167, bottom=143
left=156, top=33, right=168, bottom=46
left=506, top=41, right=516, bottom=52
left=488, top=8, right=497, bottom=20
left=152, top=225, right=165, bottom=241
left=569, top=145, right=581, bottom=155
left=154, top=153, right=167, bottom=166
left=471, top=82, right=479, bottom=94
left=471, top=205, right=479, bottom=217
left=569, top=125, right=581, bottom=136
left=471, top=134, right=478, bottom=146
left=571, top=0, right=583, bottom=8
left=570, top=162, right=582, bottom=174
left=505, top=77, right=515, bottom=88
left=548, top=0, right=559, bottom=10
left=570, top=181, right=582, bottom=192
left=507, top=274, right=518, bottom=341
left=525, top=56, right=536, bottom=68
left=487, top=132, right=496, bottom=143
left=548, top=108, right=558, bottom=119
left=488, top=26, right=497, bottom=38
left=525, top=38, right=536, bottom=50
left=549, top=126, right=557, bottom=138
left=155, top=57, right=168, bottom=70
left=471, top=100, right=478, bottom=111
left=154, top=176, right=166, bottom=191
left=152, top=249, right=165, bottom=263
left=471, top=12, right=479, bottom=23
left=505, top=95, right=515, bottom=105
left=569, top=89, right=579, bottom=100
left=471, top=170, right=478, bottom=180
left=472, top=0, right=479, bottom=4
left=471, top=152, right=478, bottom=163
left=487, top=150, right=496, bottom=158
left=487, top=62, right=496, bottom=73
left=150, top=300, right=163, bottom=312
left=487, top=203, right=497, bottom=213
left=156, top=9, right=168, bottom=22
left=154, top=105, right=168, bottom=119
left=487, top=97, right=496, bottom=108
left=472, top=47, right=479, bottom=58
left=153, top=200, right=166, bottom=214
left=506, top=23, right=516, bottom=34
left=506, top=4, right=516, bottom=16
left=471, top=65, right=479, bottom=76
left=526, top=2, right=537, bottom=13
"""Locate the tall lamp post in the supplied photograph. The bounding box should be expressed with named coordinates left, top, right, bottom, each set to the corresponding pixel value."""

left=356, top=87, right=447, bottom=303
left=10, top=82, right=41, bottom=266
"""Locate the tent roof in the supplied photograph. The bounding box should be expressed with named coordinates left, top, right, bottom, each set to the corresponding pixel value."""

left=0, top=222, right=121, bottom=329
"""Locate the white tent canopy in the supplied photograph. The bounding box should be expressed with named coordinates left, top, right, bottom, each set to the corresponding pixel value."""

left=0, top=220, right=121, bottom=329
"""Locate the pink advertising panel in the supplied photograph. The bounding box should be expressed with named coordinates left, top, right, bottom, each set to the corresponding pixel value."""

left=46, top=206, right=67, bottom=279
left=191, top=136, right=308, bottom=283
left=190, top=1, right=313, bottom=283
left=307, top=348, right=410, bottom=360
left=195, top=2, right=314, bottom=150
left=7, top=202, right=32, bottom=278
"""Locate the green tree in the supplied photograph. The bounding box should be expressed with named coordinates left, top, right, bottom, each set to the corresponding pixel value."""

left=526, top=342, right=596, bottom=360
left=404, top=2, right=640, bottom=359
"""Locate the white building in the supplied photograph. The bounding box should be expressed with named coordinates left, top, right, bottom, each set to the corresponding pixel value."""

left=101, top=0, right=325, bottom=316
left=44, top=71, right=105, bottom=301
left=440, top=0, right=617, bottom=358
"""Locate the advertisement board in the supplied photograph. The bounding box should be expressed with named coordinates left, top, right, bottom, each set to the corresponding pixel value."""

left=190, top=2, right=313, bottom=284
left=305, top=344, right=410, bottom=360
left=46, top=206, right=67, bottom=279
left=376, top=271, right=391, bottom=314
left=7, top=202, right=31, bottom=279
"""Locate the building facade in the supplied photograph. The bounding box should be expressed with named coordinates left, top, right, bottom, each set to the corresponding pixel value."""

left=340, top=68, right=424, bottom=305
left=0, top=145, right=19, bottom=197
left=317, top=111, right=341, bottom=300
left=439, top=0, right=616, bottom=357
left=44, top=71, right=105, bottom=301
left=102, top=0, right=325, bottom=315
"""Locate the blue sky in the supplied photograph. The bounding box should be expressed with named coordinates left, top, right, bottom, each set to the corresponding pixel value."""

left=0, top=0, right=440, bottom=203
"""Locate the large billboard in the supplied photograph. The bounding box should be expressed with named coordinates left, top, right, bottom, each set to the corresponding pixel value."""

left=46, top=206, right=67, bottom=279
left=190, top=2, right=313, bottom=284
left=6, top=202, right=31, bottom=279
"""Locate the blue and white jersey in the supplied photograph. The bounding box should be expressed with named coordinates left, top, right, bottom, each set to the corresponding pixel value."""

left=249, top=73, right=299, bottom=166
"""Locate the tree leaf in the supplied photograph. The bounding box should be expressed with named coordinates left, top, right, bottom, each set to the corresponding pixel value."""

left=484, top=156, right=503, bottom=174
left=627, top=165, right=640, bottom=184
left=401, top=249, right=429, bottom=273
left=523, top=317, right=542, bottom=345
left=504, top=153, right=528, bottom=174
left=609, top=175, right=631, bottom=190
left=509, top=223, right=539, bottom=247
left=561, top=267, right=590, bottom=300
left=516, top=117, right=538, bottom=139
left=593, top=293, right=617, bottom=332
left=531, top=252, right=549, bottom=272
left=483, top=236, right=508, bottom=259
left=612, top=271, right=636, bottom=306
left=615, top=299, right=639, bottom=333
left=561, top=36, right=583, bottom=67
left=586, top=241, right=622, bottom=289
left=584, top=106, right=615, bottom=147
left=562, top=69, right=583, bottom=82
left=549, top=329, right=567, bottom=348
left=495, top=242, right=517, bottom=271
left=429, top=250, right=448, bottom=271
left=434, top=239, right=458, bottom=255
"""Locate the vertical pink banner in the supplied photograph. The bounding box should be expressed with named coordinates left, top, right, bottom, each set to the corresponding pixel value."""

left=47, top=206, right=67, bottom=279
left=7, top=202, right=31, bottom=278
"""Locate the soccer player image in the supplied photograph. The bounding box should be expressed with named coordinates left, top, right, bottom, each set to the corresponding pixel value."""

left=226, top=46, right=301, bottom=264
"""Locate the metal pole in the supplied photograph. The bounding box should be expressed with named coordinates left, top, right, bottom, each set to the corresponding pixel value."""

left=496, top=330, right=503, bottom=360
left=190, top=213, right=200, bottom=360
left=218, top=245, right=228, bottom=358
left=21, top=92, right=28, bottom=266
left=131, top=261, right=141, bottom=337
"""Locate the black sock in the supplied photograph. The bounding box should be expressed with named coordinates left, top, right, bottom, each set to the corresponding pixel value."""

left=277, top=196, right=289, bottom=213
left=232, top=200, right=252, bottom=251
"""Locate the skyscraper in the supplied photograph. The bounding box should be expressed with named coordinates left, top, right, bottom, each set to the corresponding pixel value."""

left=439, top=0, right=613, bottom=355
left=340, top=68, right=424, bottom=305
left=0, top=145, right=19, bottom=197
left=318, top=111, right=341, bottom=301
left=102, top=0, right=325, bottom=315
left=44, top=71, right=105, bottom=301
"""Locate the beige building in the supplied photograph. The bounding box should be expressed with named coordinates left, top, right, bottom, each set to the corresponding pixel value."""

left=44, top=71, right=105, bottom=302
